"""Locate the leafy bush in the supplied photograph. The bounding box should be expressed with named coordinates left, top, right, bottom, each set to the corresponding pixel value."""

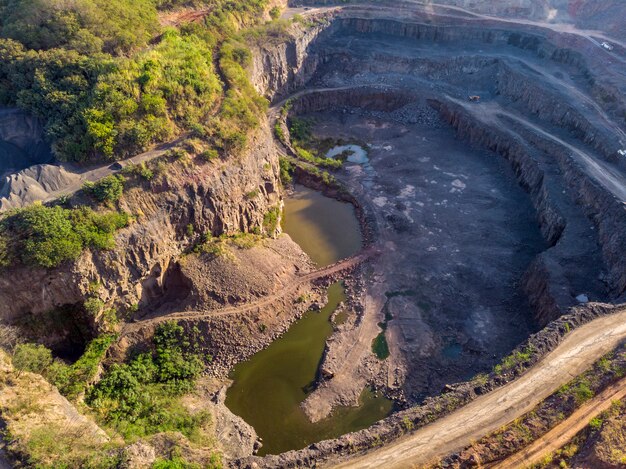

left=263, top=206, right=280, bottom=235
left=0, top=0, right=275, bottom=162
left=0, top=204, right=129, bottom=268
left=199, top=149, right=218, bottom=162
left=274, top=122, right=286, bottom=143
left=86, top=321, right=208, bottom=439
left=12, top=335, right=116, bottom=400
left=293, top=145, right=342, bottom=169
left=573, top=380, right=594, bottom=404
left=83, top=175, right=125, bottom=203
left=122, top=162, right=154, bottom=181
left=289, top=117, right=312, bottom=142
left=208, top=39, right=268, bottom=155
left=278, top=157, right=293, bottom=184
left=494, top=345, right=536, bottom=375
left=53, top=334, right=117, bottom=398
left=269, top=6, right=281, bottom=20
left=0, top=0, right=160, bottom=53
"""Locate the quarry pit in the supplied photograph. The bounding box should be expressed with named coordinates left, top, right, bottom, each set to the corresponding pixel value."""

left=1, top=1, right=626, bottom=467
left=239, top=2, right=626, bottom=463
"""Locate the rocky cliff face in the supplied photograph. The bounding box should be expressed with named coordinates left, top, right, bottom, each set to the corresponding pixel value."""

left=0, top=121, right=282, bottom=331
left=250, top=18, right=334, bottom=101
left=432, top=99, right=618, bottom=325
left=494, top=62, right=621, bottom=161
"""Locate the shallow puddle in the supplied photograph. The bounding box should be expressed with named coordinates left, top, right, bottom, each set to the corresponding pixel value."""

left=327, top=144, right=375, bottom=188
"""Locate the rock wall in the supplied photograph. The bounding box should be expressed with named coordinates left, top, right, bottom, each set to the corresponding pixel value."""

left=431, top=99, right=626, bottom=323
left=335, top=15, right=626, bottom=132
left=494, top=62, right=621, bottom=161
left=0, top=121, right=282, bottom=325
left=249, top=18, right=334, bottom=101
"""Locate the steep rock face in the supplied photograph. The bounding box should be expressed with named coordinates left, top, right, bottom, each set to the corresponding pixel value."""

left=0, top=122, right=282, bottom=324
left=432, top=99, right=611, bottom=324
left=495, top=62, right=621, bottom=161
left=250, top=19, right=333, bottom=101
left=336, top=15, right=626, bottom=129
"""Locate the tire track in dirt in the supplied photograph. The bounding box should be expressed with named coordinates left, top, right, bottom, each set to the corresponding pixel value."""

left=491, top=377, right=626, bottom=469
left=332, top=308, right=626, bottom=469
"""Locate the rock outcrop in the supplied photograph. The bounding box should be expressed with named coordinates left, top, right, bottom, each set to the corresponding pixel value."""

left=0, top=121, right=282, bottom=327
left=250, top=17, right=333, bottom=101
left=433, top=99, right=612, bottom=324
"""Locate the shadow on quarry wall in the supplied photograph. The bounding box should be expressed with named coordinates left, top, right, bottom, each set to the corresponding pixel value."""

left=0, top=108, right=53, bottom=175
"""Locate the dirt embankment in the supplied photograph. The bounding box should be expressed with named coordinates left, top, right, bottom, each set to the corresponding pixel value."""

left=0, top=350, right=110, bottom=467
left=110, top=235, right=325, bottom=377
left=433, top=341, right=626, bottom=468
left=568, top=397, right=626, bottom=468
left=494, top=377, right=626, bottom=469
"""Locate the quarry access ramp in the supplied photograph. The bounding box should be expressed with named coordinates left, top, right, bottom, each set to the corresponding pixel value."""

left=121, top=246, right=377, bottom=335
left=333, top=307, right=626, bottom=469
left=492, top=376, right=626, bottom=469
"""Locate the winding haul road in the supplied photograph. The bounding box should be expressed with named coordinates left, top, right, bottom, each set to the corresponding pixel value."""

left=333, top=308, right=626, bottom=469
left=121, top=247, right=376, bottom=335
left=493, top=376, right=626, bottom=469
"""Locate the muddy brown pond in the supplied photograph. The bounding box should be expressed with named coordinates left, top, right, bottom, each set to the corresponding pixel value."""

left=225, top=185, right=393, bottom=455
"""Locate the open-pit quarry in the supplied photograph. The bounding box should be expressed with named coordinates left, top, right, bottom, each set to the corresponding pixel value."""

left=236, top=1, right=626, bottom=466
left=1, top=1, right=626, bottom=468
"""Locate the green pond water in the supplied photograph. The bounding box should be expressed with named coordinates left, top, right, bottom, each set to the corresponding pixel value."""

left=281, top=184, right=363, bottom=267
left=224, top=185, right=393, bottom=455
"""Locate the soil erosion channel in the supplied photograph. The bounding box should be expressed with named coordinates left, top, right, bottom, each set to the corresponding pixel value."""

left=225, top=185, right=393, bottom=455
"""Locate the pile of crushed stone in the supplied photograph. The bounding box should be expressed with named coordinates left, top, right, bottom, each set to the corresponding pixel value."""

left=0, top=164, right=81, bottom=211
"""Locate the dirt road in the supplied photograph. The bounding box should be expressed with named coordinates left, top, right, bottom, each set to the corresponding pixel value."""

left=449, top=97, right=626, bottom=203
left=333, top=308, right=626, bottom=469
left=43, top=136, right=186, bottom=204
left=121, top=247, right=375, bottom=335
left=493, top=377, right=626, bottom=469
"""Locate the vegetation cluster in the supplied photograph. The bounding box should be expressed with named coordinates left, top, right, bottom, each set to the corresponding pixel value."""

left=0, top=0, right=274, bottom=162
left=0, top=203, right=129, bottom=268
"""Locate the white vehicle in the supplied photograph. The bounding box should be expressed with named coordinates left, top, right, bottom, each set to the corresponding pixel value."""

left=601, top=41, right=614, bottom=51
left=618, top=149, right=626, bottom=157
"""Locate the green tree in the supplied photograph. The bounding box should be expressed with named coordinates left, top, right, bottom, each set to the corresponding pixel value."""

left=11, top=204, right=83, bottom=267
left=1, top=204, right=129, bottom=268
left=83, top=175, right=125, bottom=203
